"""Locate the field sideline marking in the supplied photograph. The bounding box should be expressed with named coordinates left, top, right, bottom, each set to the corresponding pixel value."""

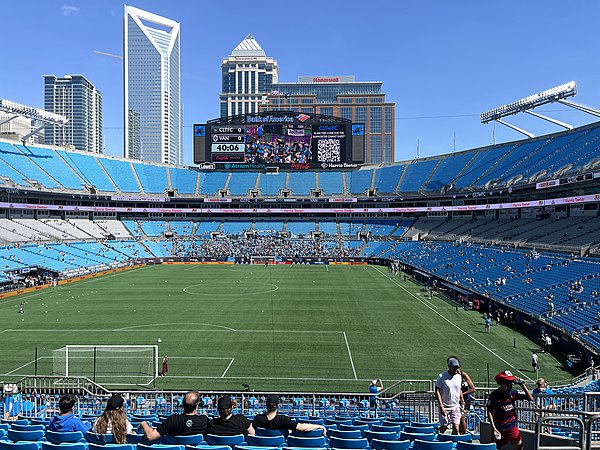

left=0, top=329, right=345, bottom=333
left=343, top=332, right=358, bottom=380
left=221, top=358, right=235, bottom=378
left=371, top=265, right=533, bottom=381
left=0, top=266, right=152, bottom=310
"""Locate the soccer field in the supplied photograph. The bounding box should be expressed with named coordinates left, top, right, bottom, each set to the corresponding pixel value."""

left=0, top=264, right=570, bottom=392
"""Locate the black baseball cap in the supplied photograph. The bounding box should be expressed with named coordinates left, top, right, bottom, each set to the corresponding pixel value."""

left=217, top=396, right=233, bottom=411
left=266, top=394, right=280, bottom=407
left=106, top=394, right=124, bottom=411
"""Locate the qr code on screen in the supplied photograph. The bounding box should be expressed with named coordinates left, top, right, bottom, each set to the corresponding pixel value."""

left=317, top=139, right=341, bottom=162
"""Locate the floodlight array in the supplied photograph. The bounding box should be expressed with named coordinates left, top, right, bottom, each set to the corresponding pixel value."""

left=0, top=99, right=68, bottom=125
left=481, top=81, right=576, bottom=123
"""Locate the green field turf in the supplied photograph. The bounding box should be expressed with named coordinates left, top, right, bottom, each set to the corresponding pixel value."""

left=0, top=264, right=572, bottom=392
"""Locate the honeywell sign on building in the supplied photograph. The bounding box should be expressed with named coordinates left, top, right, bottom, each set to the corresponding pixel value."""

left=298, top=76, right=355, bottom=83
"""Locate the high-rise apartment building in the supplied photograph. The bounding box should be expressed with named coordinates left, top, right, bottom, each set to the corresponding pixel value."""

left=43, top=75, right=103, bottom=153
left=124, top=5, right=182, bottom=165
left=220, top=34, right=278, bottom=118
left=261, top=76, right=395, bottom=164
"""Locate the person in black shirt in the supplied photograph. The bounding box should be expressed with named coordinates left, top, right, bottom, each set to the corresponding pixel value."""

left=140, top=391, right=208, bottom=441
left=208, top=396, right=254, bottom=436
left=252, top=395, right=326, bottom=435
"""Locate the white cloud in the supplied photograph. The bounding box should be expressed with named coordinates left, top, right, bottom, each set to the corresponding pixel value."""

left=61, top=4, right=80, bottom=16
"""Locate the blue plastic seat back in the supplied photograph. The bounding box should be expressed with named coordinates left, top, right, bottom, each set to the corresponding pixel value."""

left=437, top=434, right=472, bottom=443
left=412, top=440, right=454, bottom=450
left=0, top=442, right=41, bottom=450
left=456, top=443, right=497, bottom=450
left=0, top=425, right=9, bottom=432
left=255, top=428, right=284, bottom=437
left=399, top=432, right=435, bottom=442
left=235, top=446, right=279, bottom=450
left=290, top=430, right=324, bottom=438
left=88, top=444, right=135, bottom=450
left=403, top=426, right=434, bottom=434
left=137, top=444, right=185, bottom=450
left=41, top=443, right=87, bottom=450
left=10, top=425, right=44, bottom=432
left=371, top=425, right=402, bottom=434
left=7, top=429, right=45, bottom=442
left=363, top=431, right=397, bottom=443
left=328, top=430, right=362, bottom=439
left=285, top=436, right=326, bottom=448
left=205, top=434, right=245, bottom=446
left=185, top=446, right=231, bottom=450
left=246, top=435, right=285, bottom=447
left=338, top=425, right=368, bottom=433
left=371, top=439, right=411, bottom=450
left=85, top=432, right=114, bottom=445
left=1, top=420, right=30, bottom=426
left=163, top=435, right=206, bottom=446
left=329, top=437, right=370, bottom=449
left=45, top=431, right=84, bottom=444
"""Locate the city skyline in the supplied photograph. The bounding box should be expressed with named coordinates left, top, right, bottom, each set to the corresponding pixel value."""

left=124, top=5, right=182, bottom=165
left=0, top=1, right=599, bottom=166
left=43, top=74, right=103, bottom=153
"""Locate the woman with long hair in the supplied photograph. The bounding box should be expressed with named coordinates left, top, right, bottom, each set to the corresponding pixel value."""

left=93, top=394, right=134, bottom=443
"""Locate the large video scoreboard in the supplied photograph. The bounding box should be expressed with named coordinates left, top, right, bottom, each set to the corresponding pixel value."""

left=194, top=112, right=364, bottom=170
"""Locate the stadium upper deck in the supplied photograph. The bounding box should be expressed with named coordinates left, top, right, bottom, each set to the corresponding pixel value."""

left=0, top=120, right=598, bottom=198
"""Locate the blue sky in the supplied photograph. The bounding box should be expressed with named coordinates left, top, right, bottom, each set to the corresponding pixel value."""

left=1, top=0, right=600, bottom=165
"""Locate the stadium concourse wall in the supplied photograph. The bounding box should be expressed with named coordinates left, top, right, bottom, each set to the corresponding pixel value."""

left=0, top=264, right=140, bottom=300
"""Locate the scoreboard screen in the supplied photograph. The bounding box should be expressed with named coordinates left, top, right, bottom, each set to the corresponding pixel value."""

left=194, top=112, right=364, bottom=170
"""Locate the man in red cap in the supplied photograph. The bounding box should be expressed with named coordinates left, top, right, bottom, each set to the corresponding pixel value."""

left=487, top=370, right=533, bottom=450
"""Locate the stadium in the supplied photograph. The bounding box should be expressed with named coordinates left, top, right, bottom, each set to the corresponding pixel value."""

left=1, top=73, right=600, bottom=448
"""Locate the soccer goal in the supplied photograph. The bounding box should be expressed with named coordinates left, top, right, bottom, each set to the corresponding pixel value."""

left=250, top=256, right=276, bottom=265
left=52, top=345, right=159, bottom=387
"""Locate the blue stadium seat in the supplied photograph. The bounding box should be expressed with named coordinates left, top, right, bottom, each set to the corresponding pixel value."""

left=399, top=432, right=435, bottom=442
left=327, top=430, right=362, bottom=439
left=245, top=435, right=285, bottom=447
left=9, top=425, right=44, bottom=432
left=97, top=158, right=140, bottom=193
left=362, top=431, right=397, bottom=443
left=84, top=432, right=114, bottom=445
left=412, top=440, right=453, bottom=450
left=456, top=443, right=496, bottom=450
left=403, top=426, right=434, bottom=434
left=328, top=437, right=369, bottom=449
left=337, top=425, right=368, bottom=433
left=45, top=431, right=85, bottom=444
left=437, top=434, right=472, bottom=443
left=162, top=435, right=206, bottom=446
left=169, top=167, right=198, bottom=195
left=370, top=440, right=410, bottom=450
left=6, top=430, right=44, bottom=442
left=0, top=442, right=41, bottom=450
left=255, top=428, right=284, bottom=437
left=205, top=435, right=245, bottom=446
left=88, top=444, right=135, bottom=450
left=284, top=436, right=326, bottom=447
left=41, top=443, right=87, bottom=450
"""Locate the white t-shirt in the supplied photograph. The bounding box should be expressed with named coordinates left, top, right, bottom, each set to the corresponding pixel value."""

left=435, top=370, right=462, bottom=407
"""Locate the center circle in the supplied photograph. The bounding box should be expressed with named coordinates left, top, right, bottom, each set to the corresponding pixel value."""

left=183, top=281, right=279, bottom=296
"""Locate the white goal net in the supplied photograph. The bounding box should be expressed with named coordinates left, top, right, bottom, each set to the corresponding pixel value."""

left=250, top=256, right=276, bottom=265
left=52, top=345, right=158, bottom=386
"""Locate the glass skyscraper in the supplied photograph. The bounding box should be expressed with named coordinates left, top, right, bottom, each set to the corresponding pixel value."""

left=43, top=75, right=103, bottom=153
left=124, top=5, right=182, bottom=165
left=220, top=35, right=278, bottom=118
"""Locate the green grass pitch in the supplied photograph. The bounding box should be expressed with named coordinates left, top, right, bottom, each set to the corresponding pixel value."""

left=0, top=264, right=571, bottom=392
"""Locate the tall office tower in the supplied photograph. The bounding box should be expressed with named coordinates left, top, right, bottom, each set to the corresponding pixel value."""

left=261, top=76, right=395, bottom=164
left=124, top=5, right=182, bottom=165
left=43, top=75, right=103, bottom=153
left=220, top=34, right=278, bottom=118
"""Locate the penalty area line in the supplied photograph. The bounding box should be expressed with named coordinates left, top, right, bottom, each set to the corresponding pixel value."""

left=343, top=332, right=358, bottom=380
left=221, top=358, right=235, bottom=378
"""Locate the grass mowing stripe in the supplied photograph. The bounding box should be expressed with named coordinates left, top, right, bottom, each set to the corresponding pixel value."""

left=371, top=265, right=534, bottom=382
